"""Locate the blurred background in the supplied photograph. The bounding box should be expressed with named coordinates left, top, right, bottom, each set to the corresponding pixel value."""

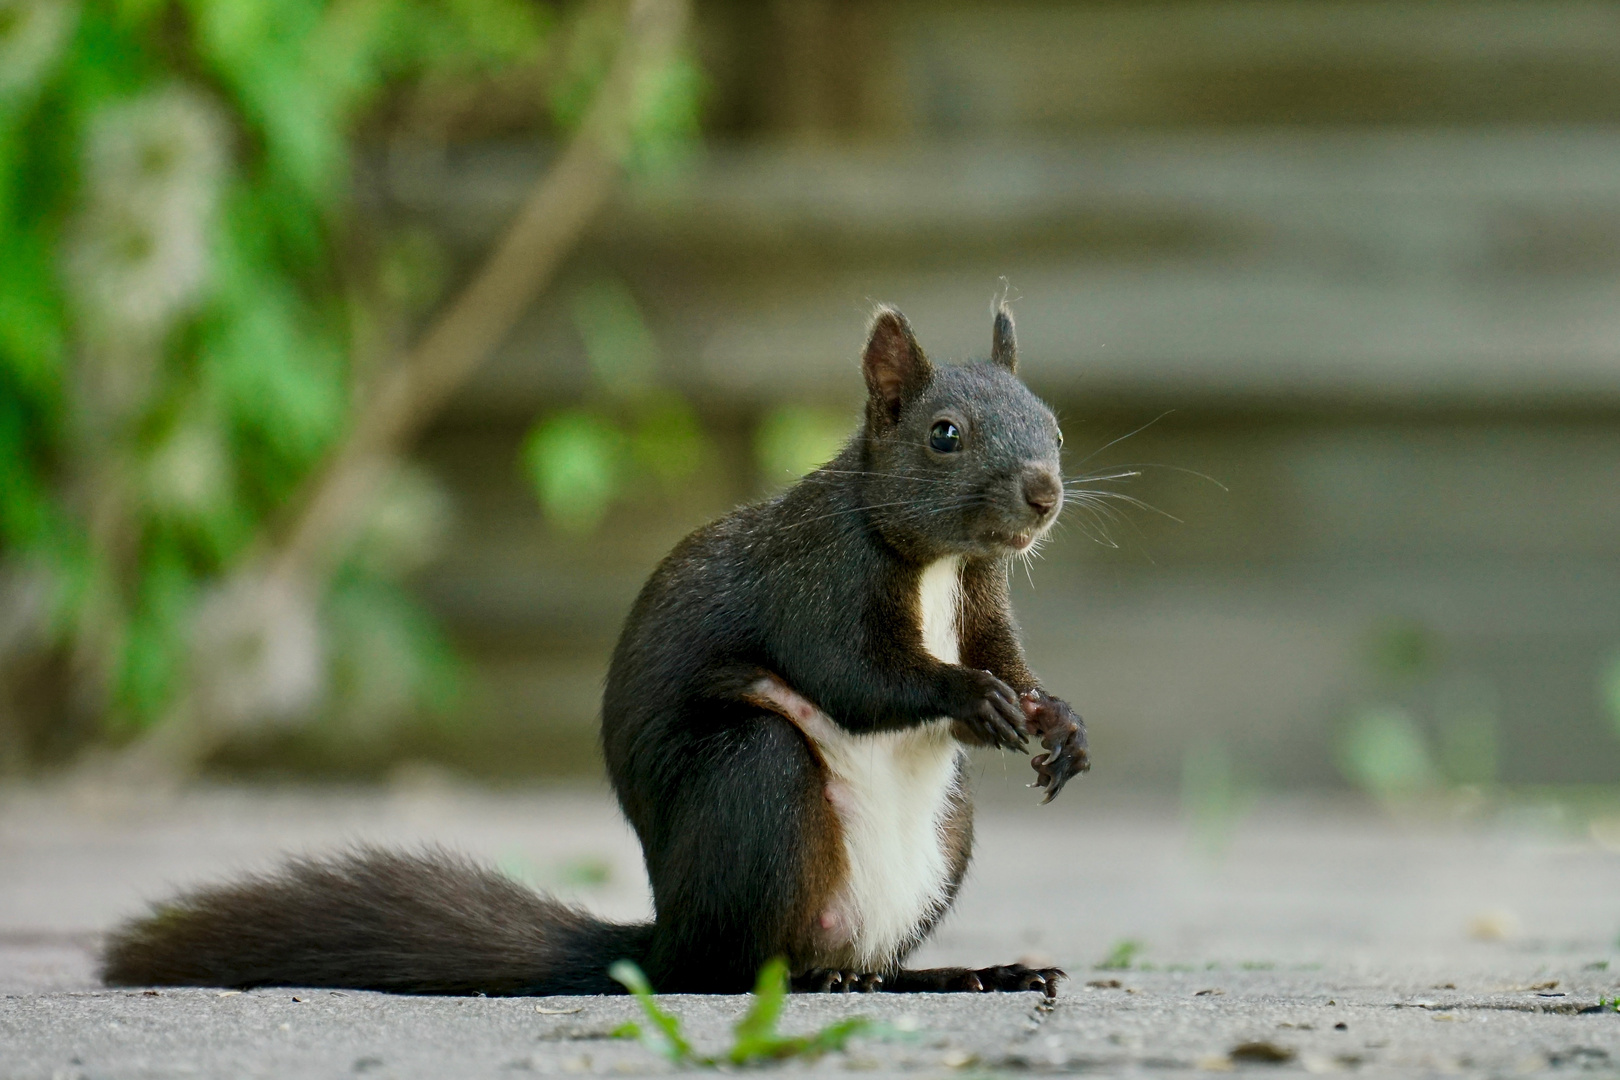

left=5, top=0, right=1620, bottom=817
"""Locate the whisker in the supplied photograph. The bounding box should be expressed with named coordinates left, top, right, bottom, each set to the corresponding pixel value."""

left=1063, top=470, right=1142, bottom=486
left=1068, top=490, right=1182, bottom=523
left=1067, top=496, right=1126, bottom=527
left=1068, top=410, right=1174, bottom=469
left=1078, top=462, right=1229, bottom=492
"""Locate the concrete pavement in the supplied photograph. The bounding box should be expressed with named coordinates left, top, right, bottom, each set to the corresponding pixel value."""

left=3, top=774, right=1619, bottom=1076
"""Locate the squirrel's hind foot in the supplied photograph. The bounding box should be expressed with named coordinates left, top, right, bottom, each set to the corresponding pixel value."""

left=883, top=964, right=1065, bottom=998
left=793, top=969, right=886, bottom=993
left=793, top=964, right=1063, bottom=997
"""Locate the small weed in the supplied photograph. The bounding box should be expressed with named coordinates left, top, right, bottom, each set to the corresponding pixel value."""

left=609, top=958, right=871, bottom=1066
left=1096, top=940, right=1143, bottom=971
left=557, top=857, right=613, bottom=887
left=1596, top=996, right=1620, bottom=1013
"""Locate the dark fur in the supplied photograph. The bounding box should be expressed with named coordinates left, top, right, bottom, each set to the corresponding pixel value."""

left=102, top=305, right=1086, bottom=997
left=101, top=847, right=648, bottom=995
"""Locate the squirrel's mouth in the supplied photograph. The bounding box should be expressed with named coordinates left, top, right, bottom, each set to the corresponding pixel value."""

left=981, top=527, right=1038, bottom=553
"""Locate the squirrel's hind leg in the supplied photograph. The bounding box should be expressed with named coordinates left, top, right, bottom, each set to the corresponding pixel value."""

left=640, top=709, right=848, bottom=993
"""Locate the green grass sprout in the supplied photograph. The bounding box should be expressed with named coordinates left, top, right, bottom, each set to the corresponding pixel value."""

left=608, top=959, right=694, bottom=1062
left=609, top=957, right=872, bottom=1067
left=728, top=958, right=871, bottom=1064
left=1096, top=939, right=1144, bottom=971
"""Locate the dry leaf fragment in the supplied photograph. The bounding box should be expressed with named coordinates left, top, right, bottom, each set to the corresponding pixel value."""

left=535, top=1004, right=584, bottom=1015
left=1467, top=909, right=1519, bottom=941
left=1230, top=1041, right=1297, bottom=1064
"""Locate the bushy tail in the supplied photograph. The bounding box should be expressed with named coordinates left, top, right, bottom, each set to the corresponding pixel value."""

left=101, top=847, right=652, bottom=996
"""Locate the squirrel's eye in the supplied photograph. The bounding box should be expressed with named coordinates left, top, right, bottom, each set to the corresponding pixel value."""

left=929, top=420, right=962, bottom=453
left=1056, top=428, right=1064, bottom=449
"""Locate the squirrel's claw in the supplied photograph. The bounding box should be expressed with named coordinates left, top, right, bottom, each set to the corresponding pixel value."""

left=1021, top=690, right=1088, bottom=802
left=793, top=969, right=885, bottom=993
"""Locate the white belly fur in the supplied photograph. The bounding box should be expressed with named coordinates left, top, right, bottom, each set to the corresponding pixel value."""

left=756, top=556, right=965, bottom=970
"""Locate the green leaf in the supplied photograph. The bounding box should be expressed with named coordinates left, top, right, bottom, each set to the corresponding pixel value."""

left=1336, top=705, right=1435, bottom=799
left=324, top=573, right=463, bottom=735
left=0, top=382, right=52, bottom=547
left=547, top=3, right=618, bottom=131
left=522, top=408, right=625, bottom=534
left=625, top=53, right=702, bottom=176
left=203, top=226, right=347, bottom=469
left=571, top=277, right=658, bottom=400
left=0, top=0, right=79, bottom=107
left=1096, top=939, right=1143, bottom=971
left=0, top=227, right=65, bottom=397
left=114, top=539, right=197, bottom=730
left=728, top=956, right=791, bottom=1063
left=1364, top=618, right=1438, bottom=683
left=797, top=1017, right=872, bottom=1058
left=1599, top=650, right=1620, bottom=744
left=629, top=394, right=706, bottom=487
left=754, top=405, right=849, bottom=487
left=1436, top=705, right=1499, bottom=786
left=607, top=960, right=693, bottom=1064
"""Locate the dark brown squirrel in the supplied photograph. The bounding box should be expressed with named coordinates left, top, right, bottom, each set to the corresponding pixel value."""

left=101, top=304, right=1089, bottom=998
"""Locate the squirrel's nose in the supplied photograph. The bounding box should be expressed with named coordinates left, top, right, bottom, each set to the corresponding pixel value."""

left=1022, top=467, right=1061, bottom=518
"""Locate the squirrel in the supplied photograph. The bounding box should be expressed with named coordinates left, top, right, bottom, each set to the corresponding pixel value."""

left=101, top=304, right=1089, bottom=998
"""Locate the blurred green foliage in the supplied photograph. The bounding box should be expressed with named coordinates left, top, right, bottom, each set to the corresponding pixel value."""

left=0, top=0, right=699, bottom=752
left=1181, top=738, right=1250, bottom=858
left=1599, top=649, right=1620, bottom=742
left=523, top=277, right=708, bottom=533
left=1364, top=617, right=1439, bottom=684
left=1433, top=683, right=1500, bottom=787
left=1095, top=938, right=1143, bottom=971
left=754, top=404, right=848, bottom=488
left=1338, top=620, right=1505, bottom=803
left=1336, top=705, right=1436, bottom=800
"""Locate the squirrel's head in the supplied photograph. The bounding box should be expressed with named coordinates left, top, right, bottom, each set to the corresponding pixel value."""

left=857, top=304, right=1063, bottom=560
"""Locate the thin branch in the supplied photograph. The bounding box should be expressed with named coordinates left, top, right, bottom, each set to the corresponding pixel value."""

left=271, top=0, right=688, bottom=584
left=96, top=0, right=688, bottom=785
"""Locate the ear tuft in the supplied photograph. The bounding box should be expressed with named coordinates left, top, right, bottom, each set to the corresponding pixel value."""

left=991, top=302, right=1017, bottom=372
left=862, top=306, right=931, bottom=426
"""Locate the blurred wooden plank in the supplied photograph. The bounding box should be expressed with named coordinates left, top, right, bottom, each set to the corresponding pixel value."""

left=889, top=1, right=1620, bottom=130
left=385, top=131, right=1620, bottom=409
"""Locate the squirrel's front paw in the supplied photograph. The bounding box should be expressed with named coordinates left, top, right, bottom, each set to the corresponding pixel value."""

left=1021, top=689, right=1088, bottom=802
left=948, top=670, right=1030, bottom=752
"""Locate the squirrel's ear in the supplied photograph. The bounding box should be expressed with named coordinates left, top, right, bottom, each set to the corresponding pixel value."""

left=990, top=303, right=1017, bottom=373
left=862, top=306, right=932, bottom=425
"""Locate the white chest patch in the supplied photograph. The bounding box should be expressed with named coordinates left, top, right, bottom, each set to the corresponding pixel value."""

left=751, top=556, right=966, bottom=970
left=917, top=555, right=963, bottom=664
